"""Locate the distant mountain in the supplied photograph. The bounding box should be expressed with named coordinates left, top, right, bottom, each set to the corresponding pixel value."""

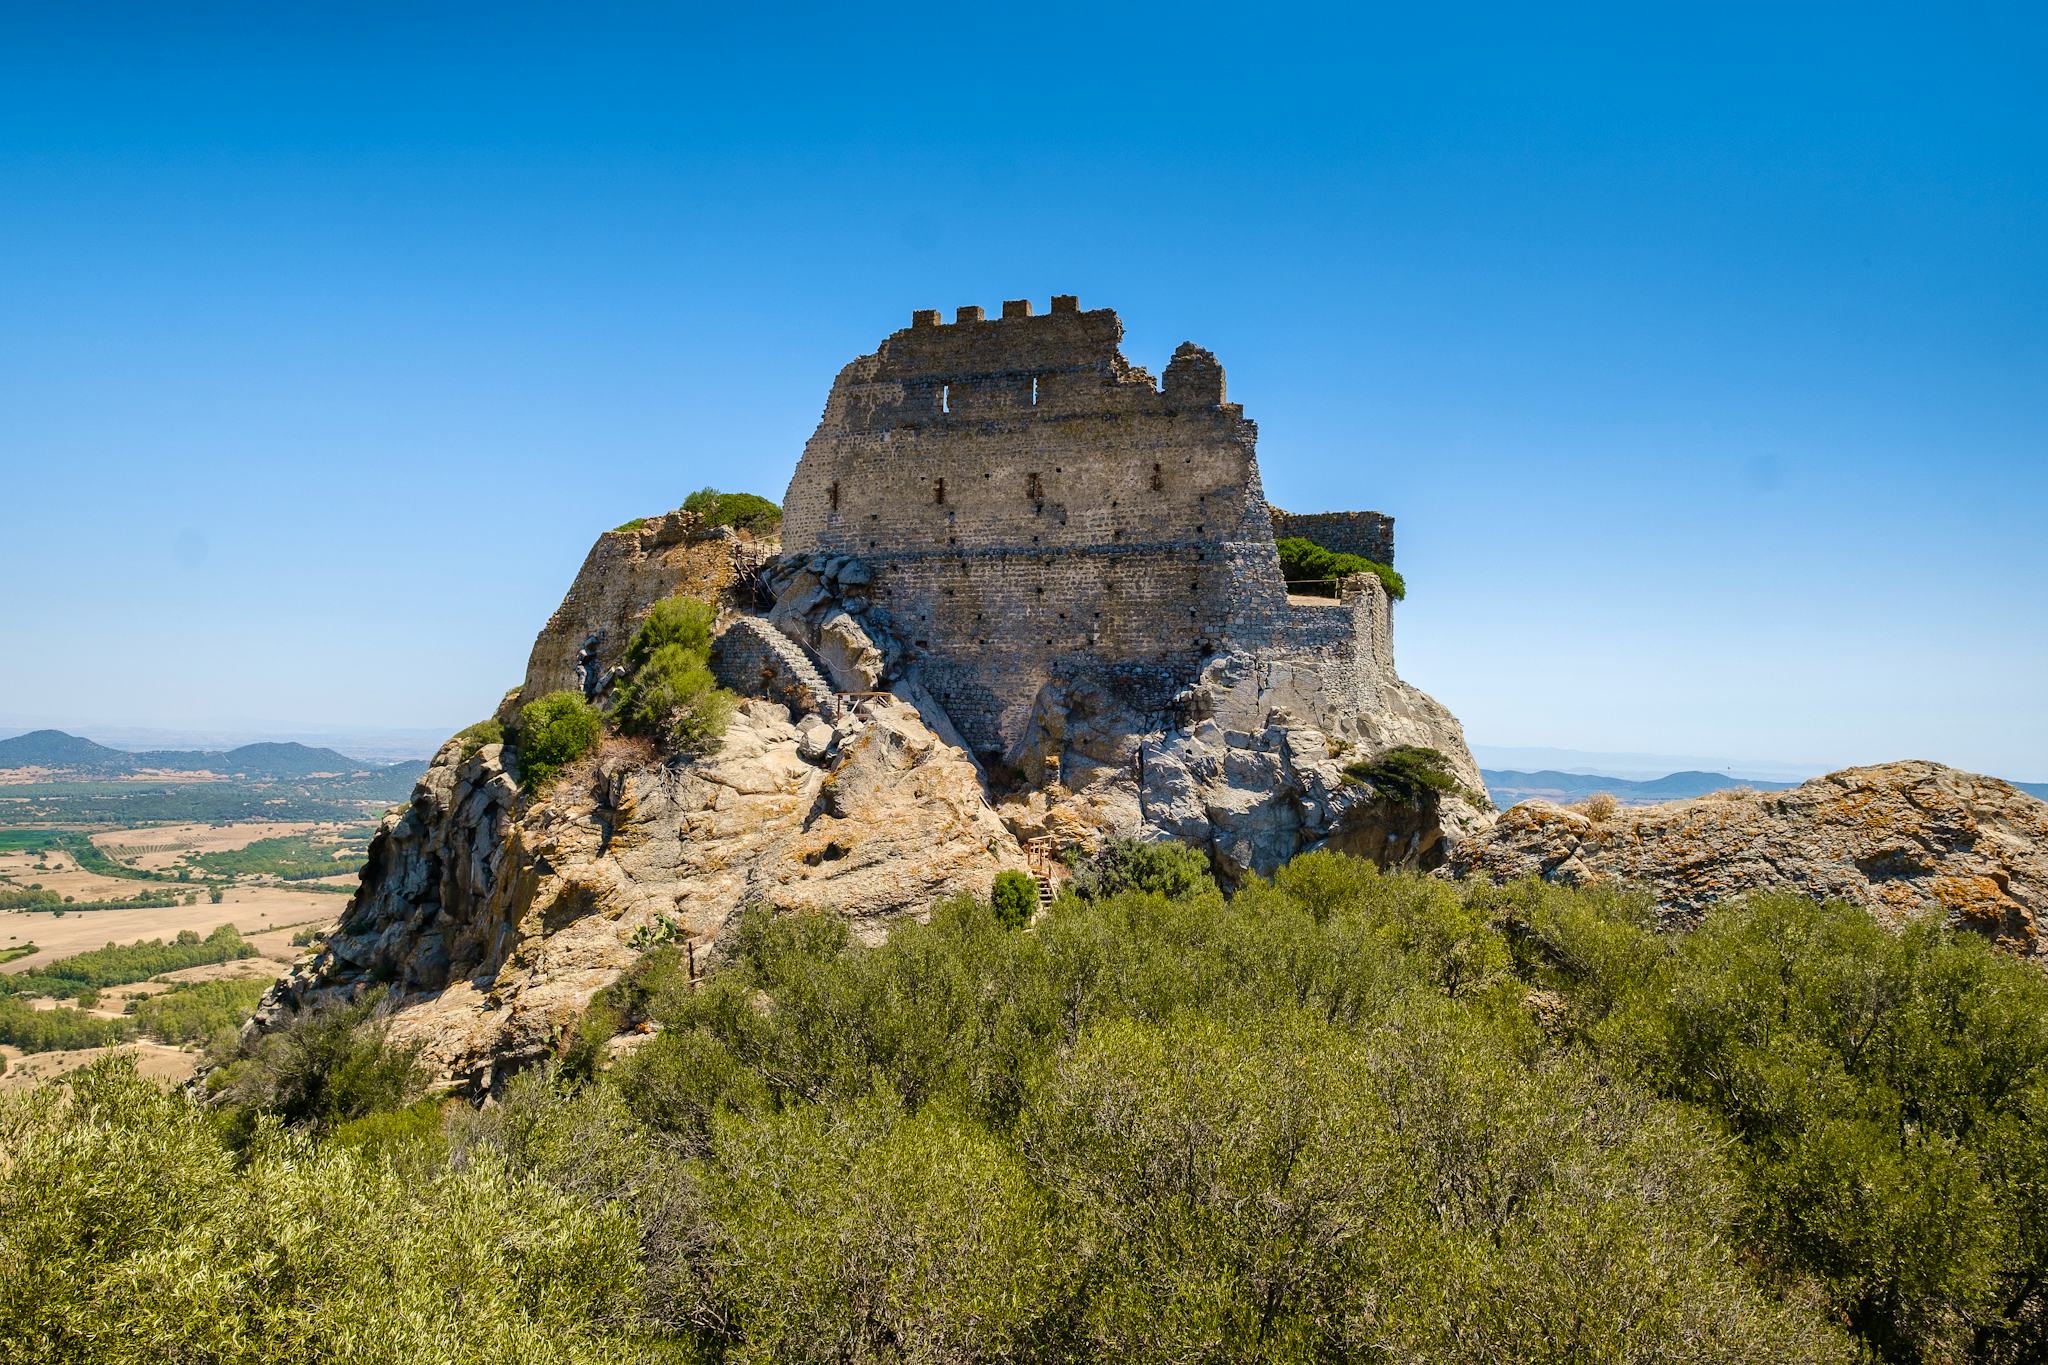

left=130, top=740, right=385, bottom=778
left=0, top=729, right=421, bottom=782
left=0, top=728, right=136, bottom=770
left=1486, top=767, right=2048, bottom=808
left=1484, top=768, right=1799, bottom=807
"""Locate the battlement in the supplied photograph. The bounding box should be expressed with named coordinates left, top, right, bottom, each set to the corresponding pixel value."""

left=910, top=295, right=1081, bottom=329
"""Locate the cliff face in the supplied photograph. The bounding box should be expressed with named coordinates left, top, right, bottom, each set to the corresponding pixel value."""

left=1452, top=762, right=2048, bottom=959
left=256, top=694, right=1020, bottom=1094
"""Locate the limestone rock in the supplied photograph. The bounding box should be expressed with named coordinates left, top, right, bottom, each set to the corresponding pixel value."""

left=1450, top=761, right=2048, bottom=958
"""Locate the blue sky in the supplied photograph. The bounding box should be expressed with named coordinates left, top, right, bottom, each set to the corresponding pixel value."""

left=2, top=3, right=2043, bottom=777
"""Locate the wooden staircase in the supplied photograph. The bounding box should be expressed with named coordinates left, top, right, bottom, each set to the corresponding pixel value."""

left=1025, top=835, right=1060, bottom=915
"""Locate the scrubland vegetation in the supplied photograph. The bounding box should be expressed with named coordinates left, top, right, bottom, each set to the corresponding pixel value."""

left=183, top=832, right=361, bottom=881
left=509, top=594, right=735, bottom=793
left=8, top=853, right=2048, bottom=1362
left=612, top=595, right=733, bottom=752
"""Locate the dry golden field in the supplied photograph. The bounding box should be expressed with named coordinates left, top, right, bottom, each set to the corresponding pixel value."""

left=0, top=818, right=361, bottom=1089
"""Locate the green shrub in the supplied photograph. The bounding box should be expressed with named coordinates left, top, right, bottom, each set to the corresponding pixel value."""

left=682, top=487, right=782, bottom=533
left=991, top=870, right=1037, bottom=929
left=455, top=717, right=504, bottom=756
left=0, top=1057, right=644, bottom=1361
left=20, top=856, right=2048, bottom=1364
left=184, top=834, right=360, bottom=881
left=611, top=595, right=734, bottom=752
left=214, top=990, right=425, bottom=1135
left=1276, top=535, right=1406, bottom=600
left=1342, top=743, right=1463, bottom=803
left=511, top=690, right=603, bottom=792
left=581, top=869, right=1855, bottom=1362
left=610, top=516, right=650, bottom=533
left=1070, top=837, right=1217, bottom=901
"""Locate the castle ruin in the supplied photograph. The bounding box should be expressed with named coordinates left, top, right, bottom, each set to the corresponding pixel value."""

left=781, top=296, right=1408, bottom=770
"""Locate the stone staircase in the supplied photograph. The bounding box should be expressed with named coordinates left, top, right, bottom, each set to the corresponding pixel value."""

left=711, top=616, right=839, bottom=719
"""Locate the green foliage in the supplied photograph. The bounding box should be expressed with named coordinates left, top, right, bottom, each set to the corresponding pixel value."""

left=184, top=832, right=362, bottom=881
left=0, top=943, right=36, bottom=966
left=214, top=991, right=426, bottom=1135
left=1561, top=892, right=2048, bottom=1363
left=0, top=924, right=254, bottom=1000
left=129, top=977, right=270, bottom=1049
left=14, top=858, right=2048, bottom=1363
left=681, top=486, right=782, bottom=532
left=0, top=886, right=184, bottom=912
left=0, top=996, right=132, bottom=1051
left=1342, top=742, right=1469, bottom=805
left=455, top=717, right=504, bottom=756
left=1276, top=534, right=1406, bottom=600
left=326, top=1097, right=449, bottom=1162
left=573, top=874, right=1849, bottom=1361
left=511, top=690, right=603, bottom=793
left=990, top=869, right=1037, bottom=929
left=610, top=516, right=650, bottom=533
left=0, top=1057, right=646, bottom=1362
left=611, top=595, right=734, bottom=752
left=1070, top=835, right=1218, bottom=901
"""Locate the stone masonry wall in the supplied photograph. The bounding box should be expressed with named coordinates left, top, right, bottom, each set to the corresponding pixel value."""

left=1270, top=509, right=1395, bottom=567
left=782, top=297, right=1296, bottom=759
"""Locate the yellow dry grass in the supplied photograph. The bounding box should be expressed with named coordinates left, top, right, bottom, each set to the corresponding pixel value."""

left=2, top=881, right=345, bottom=970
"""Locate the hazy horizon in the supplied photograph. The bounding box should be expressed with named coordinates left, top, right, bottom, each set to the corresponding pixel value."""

left=3, top=718, right=2042, bottom=788
left=3, top=5, right=2042, bottom=776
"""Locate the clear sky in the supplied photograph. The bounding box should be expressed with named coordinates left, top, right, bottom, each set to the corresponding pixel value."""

left=2, top=3, right=2043, bottom=777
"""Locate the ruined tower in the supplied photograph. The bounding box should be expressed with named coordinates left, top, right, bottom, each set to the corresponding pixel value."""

left=781, top=296, right=1408, bottom=766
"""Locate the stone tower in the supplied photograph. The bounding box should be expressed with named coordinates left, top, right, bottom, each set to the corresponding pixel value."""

left=783, top=296, right=1344, bottom=763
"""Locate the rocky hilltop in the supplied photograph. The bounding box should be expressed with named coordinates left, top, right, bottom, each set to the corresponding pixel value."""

left=1453, top=761, right=2048, bottom=959
left=254, top=299, right=1488, bottom=1091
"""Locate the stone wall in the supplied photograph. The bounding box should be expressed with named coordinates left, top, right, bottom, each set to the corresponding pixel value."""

left=506, top=509, right=747, bottom=719
left=1270, top=509, right=1395, bottom=566
left=711, top=617, right=837, bottom=719
left=782, top=298, right=1298, bottom=759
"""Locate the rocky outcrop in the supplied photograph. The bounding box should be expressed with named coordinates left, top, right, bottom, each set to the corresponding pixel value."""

left=256, top=695, right=1020, bottom=1093
left=507, top=507, right=757, bottom=718
left=1451, top=762, right=2048, bottom=958
left=1002, top=650, right=1485, bottom=882
left=750, top=555, right=1487, bottom=883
